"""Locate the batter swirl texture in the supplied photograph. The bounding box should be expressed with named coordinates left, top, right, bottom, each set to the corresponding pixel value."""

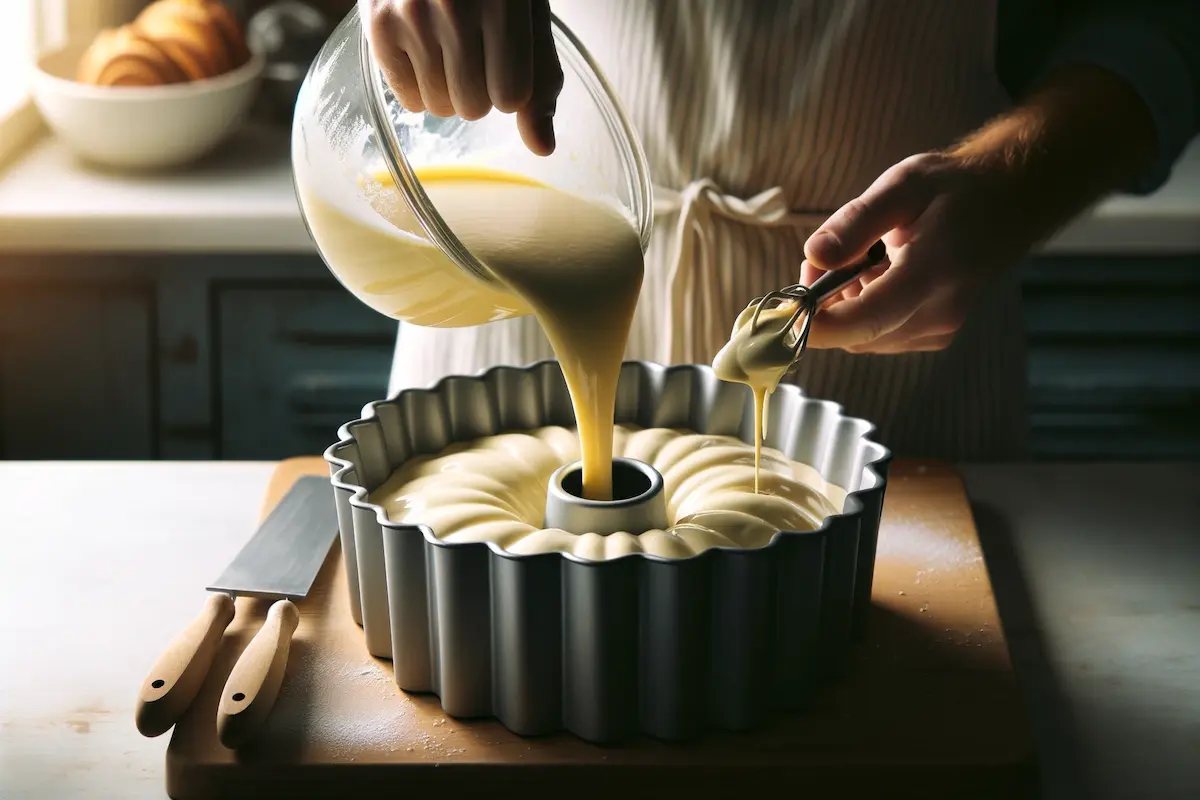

left=370, top=424, right=843, bottom=561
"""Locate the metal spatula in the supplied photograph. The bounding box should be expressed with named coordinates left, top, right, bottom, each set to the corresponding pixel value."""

left=135, top=476, right=339, bottom=746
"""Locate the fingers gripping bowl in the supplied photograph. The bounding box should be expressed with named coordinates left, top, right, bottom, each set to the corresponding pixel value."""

left=325, top=361, right=891, bottom=744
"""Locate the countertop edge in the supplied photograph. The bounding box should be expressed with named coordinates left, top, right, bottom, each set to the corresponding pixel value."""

left=0, top=215, right=317, bottom=255
left=2, top=211, right=1194, bottom=257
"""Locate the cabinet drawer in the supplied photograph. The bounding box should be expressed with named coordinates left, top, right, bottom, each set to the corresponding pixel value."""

left=216, top=287, right=396, bottom=459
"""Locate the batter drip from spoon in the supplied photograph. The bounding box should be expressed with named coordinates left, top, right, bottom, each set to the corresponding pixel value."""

left=712, top=241, right=888, bottom=491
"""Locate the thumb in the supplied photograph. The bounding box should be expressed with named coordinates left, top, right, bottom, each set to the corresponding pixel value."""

left=805, top=160, right=933, bottom=271
left=516, top=0, right=564, bottom=156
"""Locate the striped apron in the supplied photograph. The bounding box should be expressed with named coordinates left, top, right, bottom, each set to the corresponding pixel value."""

left=386, top=0, right=1029, bottom=461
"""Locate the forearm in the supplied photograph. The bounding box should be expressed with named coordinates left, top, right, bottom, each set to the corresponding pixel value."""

left=947, top=63, right=1158, bottom=246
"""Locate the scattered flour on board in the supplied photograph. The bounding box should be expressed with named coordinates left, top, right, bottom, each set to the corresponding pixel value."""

left=874, top=521, right=982, bottom=569
left=295, top=649, right=468, bottom=761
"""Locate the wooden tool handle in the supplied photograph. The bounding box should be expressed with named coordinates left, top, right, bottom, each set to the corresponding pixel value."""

left=135, top=593, right=236, bottom=737
left=216, top=599, right=300, bottom=749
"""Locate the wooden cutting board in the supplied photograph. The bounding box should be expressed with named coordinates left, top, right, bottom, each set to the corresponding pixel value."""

left=165, top=458, right=1035, bottom=799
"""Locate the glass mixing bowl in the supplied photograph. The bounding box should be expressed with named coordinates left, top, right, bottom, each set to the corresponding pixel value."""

left=291, top=5, right=653, bottom=327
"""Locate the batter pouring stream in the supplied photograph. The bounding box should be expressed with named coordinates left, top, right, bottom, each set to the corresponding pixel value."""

left=301, top=166, right=644, bottom=500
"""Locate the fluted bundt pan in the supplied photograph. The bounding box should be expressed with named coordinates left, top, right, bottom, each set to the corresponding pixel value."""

left=325, top=360, right=891, bottom=744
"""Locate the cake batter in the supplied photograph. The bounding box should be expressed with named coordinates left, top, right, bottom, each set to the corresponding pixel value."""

left=299, top=166, right=643, bottom=501
left=712, top=302, right=806, bottom=492
left=369, top=424, right=844, bottom=560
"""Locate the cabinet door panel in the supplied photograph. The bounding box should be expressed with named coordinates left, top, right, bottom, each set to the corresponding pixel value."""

left=1022, top=256, right=1200, bottom=460
left=217, top=287, right=395, bottom=459
left=0, top=285, right=154, bottom=459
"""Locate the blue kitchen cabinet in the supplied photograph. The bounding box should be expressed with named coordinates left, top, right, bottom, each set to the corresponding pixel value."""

left=1, top=252, right=1197, bottom=460
left=0, top=254, right=396, bottom=461
left=213, top=253, right=1200, bottom=461
left=215, top=284, right=396, bottom=459
left=1021, top=255, right=1200, bottom=459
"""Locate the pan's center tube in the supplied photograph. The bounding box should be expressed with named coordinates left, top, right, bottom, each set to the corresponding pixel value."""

left=544, top=458, right=669, bottom=535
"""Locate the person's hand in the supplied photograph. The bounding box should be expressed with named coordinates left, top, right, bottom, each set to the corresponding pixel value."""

left=798, top=152, right=1034, bottom=354
left=799, top=60, right=1163, bottom=356
left=363, top=0, right=564, bottom=155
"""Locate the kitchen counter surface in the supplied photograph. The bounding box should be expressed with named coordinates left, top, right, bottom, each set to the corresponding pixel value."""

left=0, top=127, right=310, bottom=255
left=0, top=461, right=1196, bottom=799
left=0, top=128, right=1199, bottom=255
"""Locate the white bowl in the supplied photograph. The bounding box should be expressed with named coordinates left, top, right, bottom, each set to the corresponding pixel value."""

left=31, top=42, right=264, bottom=170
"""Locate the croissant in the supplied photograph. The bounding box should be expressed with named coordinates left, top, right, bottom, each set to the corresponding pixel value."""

left=76, top=26, right=189, bottom=86
left=77, top=0, right=250, bottom=87
left=179, top=0, right=252, bottom=70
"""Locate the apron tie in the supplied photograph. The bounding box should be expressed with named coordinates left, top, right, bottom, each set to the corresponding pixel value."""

left=654, top=179, right=827, bottom=364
